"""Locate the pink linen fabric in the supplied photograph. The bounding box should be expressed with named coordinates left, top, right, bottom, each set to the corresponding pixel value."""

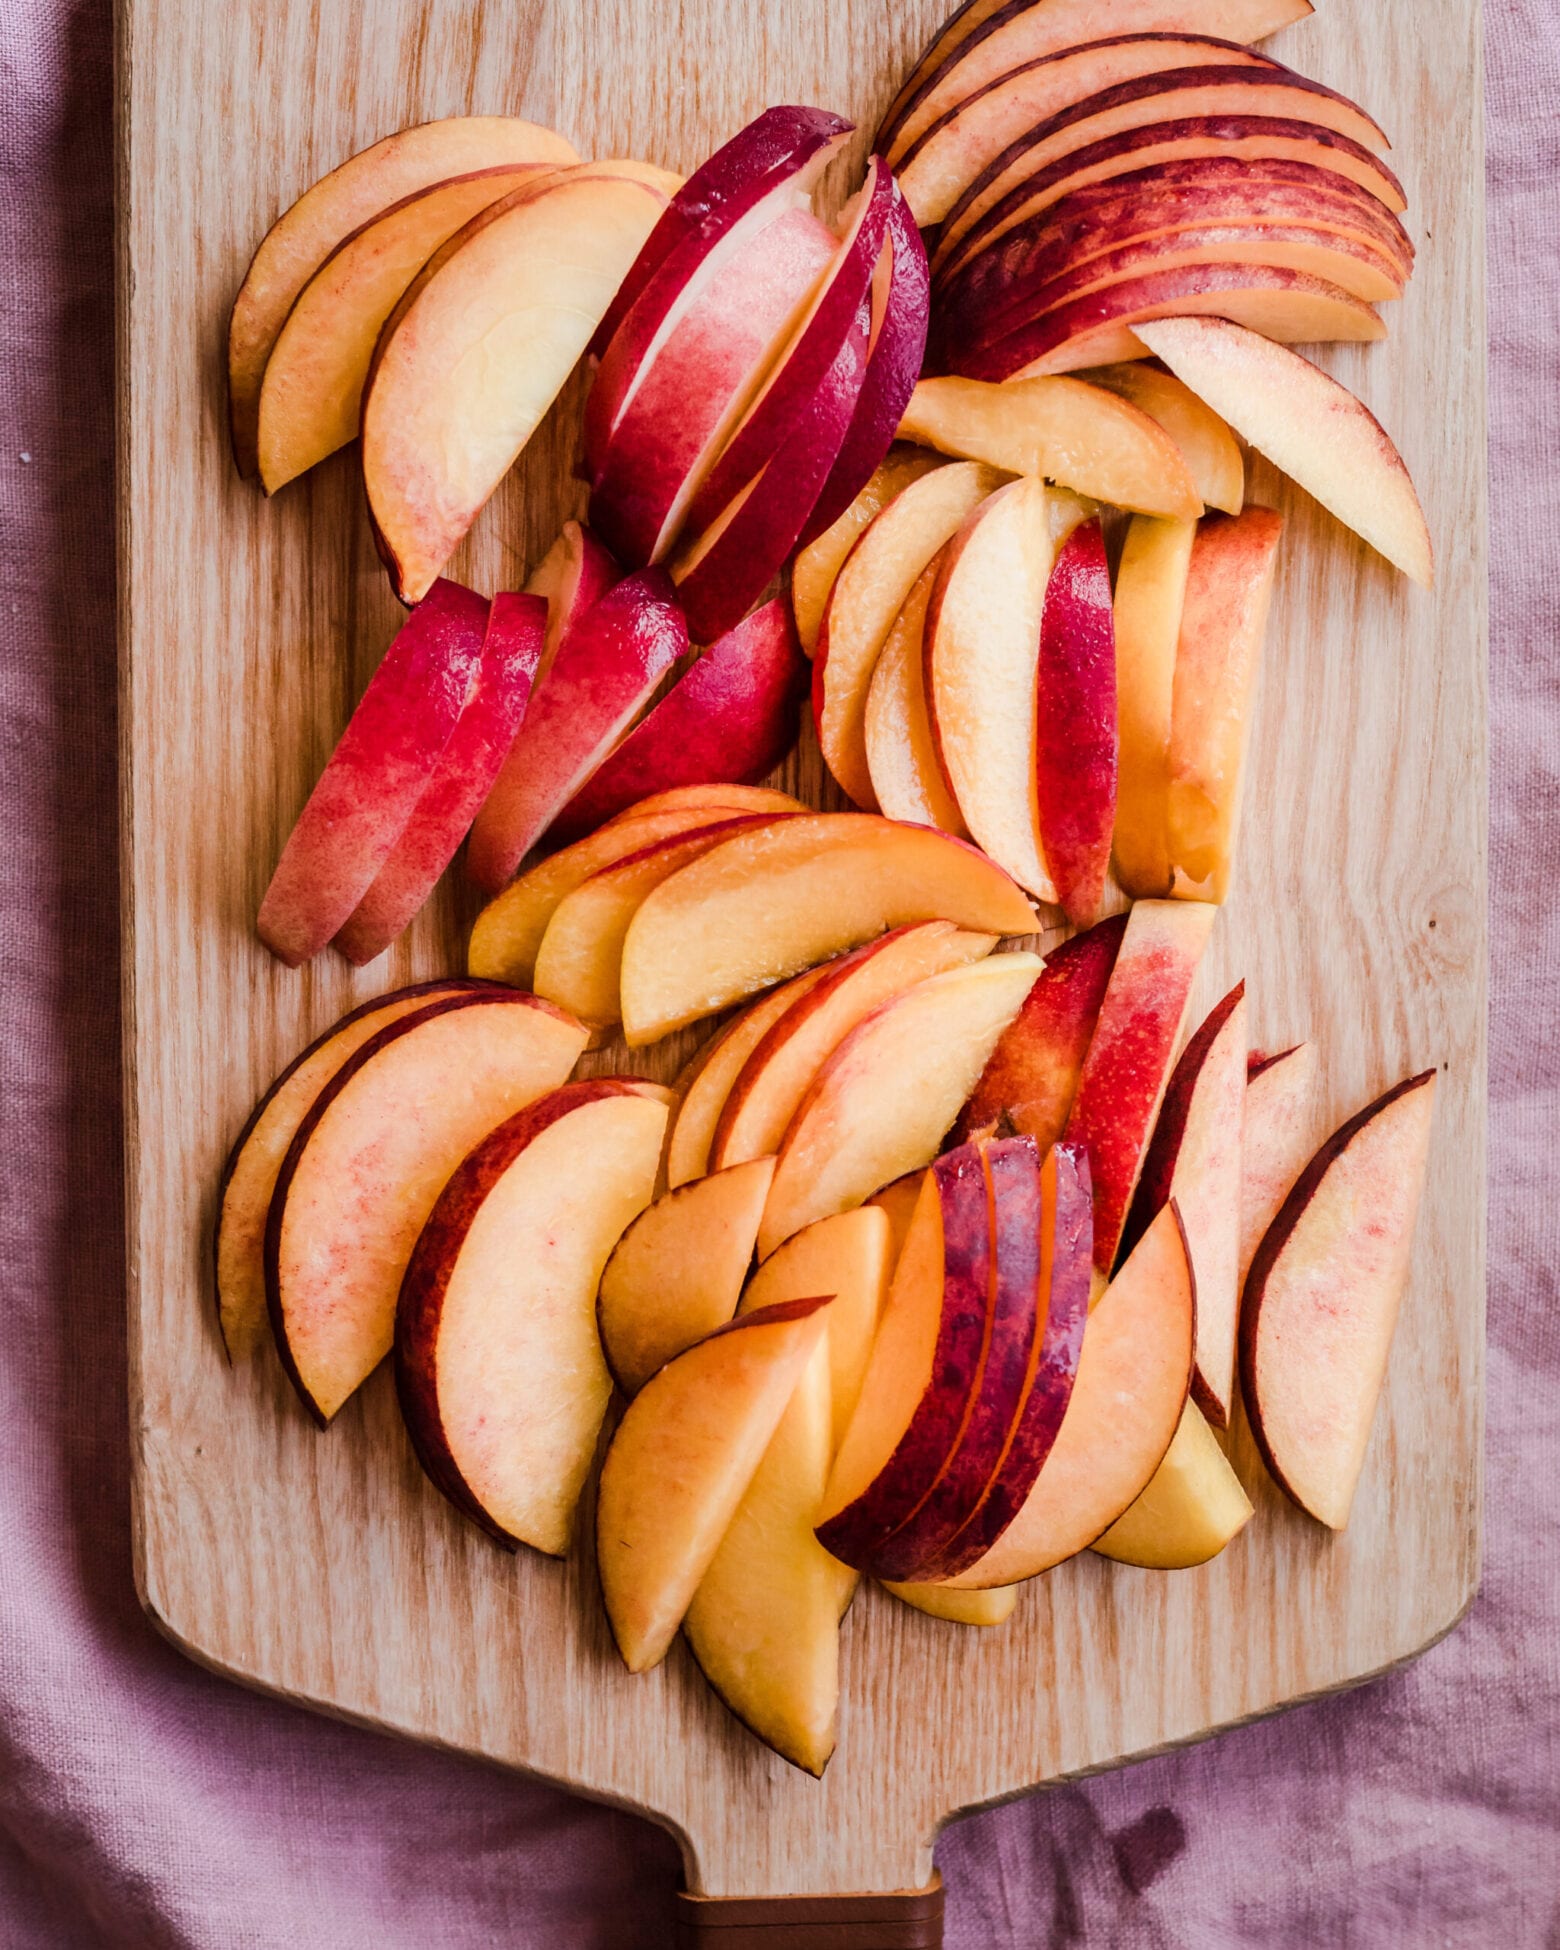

left=1, top=2, right=1555, bottom=1943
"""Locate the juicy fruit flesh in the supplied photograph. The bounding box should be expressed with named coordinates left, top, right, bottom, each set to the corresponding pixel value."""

left=1092, top=1398, right=1253, bottom=1567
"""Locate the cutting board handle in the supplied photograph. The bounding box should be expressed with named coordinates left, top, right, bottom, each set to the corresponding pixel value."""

left=674, top=1873, right=943, bottom=1947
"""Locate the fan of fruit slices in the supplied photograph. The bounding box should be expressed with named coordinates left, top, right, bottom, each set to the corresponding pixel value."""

left=221, top=0, right=1441, bottom=1778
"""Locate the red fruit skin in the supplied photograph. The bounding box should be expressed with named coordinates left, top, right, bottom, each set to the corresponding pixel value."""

left=335, top=593, right=546, bottom=964
left=1248, top=1043, right=1302, bottom=1081
left=957, top=914, right=1127, bottom=1148
left=548, top=598, right=808, bottom=843
left=1037, top=519, right=1118, bottom=928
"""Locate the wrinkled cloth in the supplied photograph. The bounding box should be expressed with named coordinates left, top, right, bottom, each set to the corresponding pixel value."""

left=1, top=2, right=1555, bottom=1944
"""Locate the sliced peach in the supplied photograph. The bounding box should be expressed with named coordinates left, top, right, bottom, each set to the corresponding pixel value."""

left=1082, top=363, right=1239, bottom=517
left=395, top=1081, right=669, bottom=1552
left=596, top=1156, right=777, bottom=1395
left=1111, top=513, right=1197, bottom=900
left=1239, top=1042, right=1323, bottom=1293
left=604, top=784, right=805, bottom=826
left=759, top=952, right=1042, bottom=1258
left=869, top=1172, right=927, bottom=1266
left=1035, top=515, right=1118, bottom=929
left=791, top=446, right=944, bottom=657
left=1091, top=1398, right=1253, bottom=1567
left=619, top=813, right=1038, bottom=1046
left=883, top=1581, right=1019, bottom=1625
left=863, top=557, right=969, bottom=834
left=597, top=1295, right=832, bottom=1672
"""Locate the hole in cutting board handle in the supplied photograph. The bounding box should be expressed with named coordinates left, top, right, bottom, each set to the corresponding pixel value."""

left=673, top=1872, right=944, bottom=1947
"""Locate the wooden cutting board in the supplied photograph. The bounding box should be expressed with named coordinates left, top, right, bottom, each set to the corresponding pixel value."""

left=118, top=0, right=1488, bottom=1914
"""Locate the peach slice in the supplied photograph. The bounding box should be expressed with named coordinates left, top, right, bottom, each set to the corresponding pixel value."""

left=532, top=814, right=794, bottom=1029
left=605, top=784, right=806, bottom=826
left=1134, top=316, right=1434, bottom=586
left=1123, top=982, right=1248, bottom=1426
left=215, top=980, right=483, bottom=1362
left=597, top=1156, right=777, bottom=1395
left=870, top=1173, right=927, bottom=1266
left=1111, top=513, right=1197, bottom=900
left=1239, top=1042, right=1322, bottom=1293
left=1167, top=506, right=1285, bottom=901
left=943, top=1199, right=1195, bottom=1587
left=395, top=1081, right=669, bottom=1552
left=521, top=519, right=620, bottom=694
left=743, top=1205, right=894, bottom=1454
left=900, top=374, right=1203, bottom=517
left=255, top=164, right=555, bottom=493
left=924, top=476, right=1063, bottom=901
left=957, top=913, right=1126, bottom=1150
left=619, top=813, right=1038, bottom=1046
left=1082, top=364, right=1239, bottom=518
left=362, top=163, right=678, bottom=604
left=683, top=1333, right=842, bottom=1774
left=597, top=1295, right=832, bottom=1672
left=227, top=114, right=578, bottom=476
left=711, top=922, right=995, bottom=1172
left=791, top=447, right=943, bottom=657
left=267, top=991, right=588, bottom=1424
left=814, top=461, right=1009, bottom=807
left=1241, top=1070, right=1436, bottom=1529
left=1036, top=516, right=1118, bottom=928
left=883, top=1581, right=1019, bottom=1625
left=1091, top=1397, right=1253, bottom=1567
left=864, top=557, right=969, bottom=835
left=1064, top=898, right=1216, bottom=1278
left=759, top=952, right=1043, bottom=1259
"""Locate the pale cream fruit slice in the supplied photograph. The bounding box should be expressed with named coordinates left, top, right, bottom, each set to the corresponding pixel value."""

left=215, top=980, right=477, bottom=1362
left=1134, top=316, right=1433, bottom=586
left=597, top=1296, right=832, bottom=1672
left=1079, top=363, right=1244, bottom=516
left=603, top=784, right=805, bottom=825
left=711, top=922, right=995, bottom=1171
left=882, top=1581, right=1019, bottom=1625
left=268, top=992, right=588, bottom=1424
left=395, top=1081, right=670, bottom=1554
left=944, top=1200, right=1195, bottom=1588
left=619, top=813, right=1038, bottom=1046
left=815, top=461, right=1009, bottom=807
left=1239, top=1042, right=1323, bottom=1293
left=899, top=376, right=1202, bottom=518
left=1241, top=1071, right=1436, bottom=1530
left=596, top=1156, right=777, bottom=1395
left=684, top=1335, right=842, bottom=1775
left=759, top=952, right=1042, bottom=1259
left=792, top=447, right=944, bottom=657
left=1112, top=514, right=1197, bottom=900
left=863, top=557, right=968, bottom=835
left=1092, top=1400, right=1253, bottom=1568
left=227, top=114, right=578, bottom=476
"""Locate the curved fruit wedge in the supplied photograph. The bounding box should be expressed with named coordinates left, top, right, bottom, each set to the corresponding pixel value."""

left=335, top=592, right=546, bottom=966
left=362, top=163, right=678, bottom=604
left=597, top=1295, right=832, bottom=1672
left=606, top=784, right=806, bottom=826
left=884, top=1581, right=1018, bottom=1624
left=522, top=519, right=620, bottom=692
left=619, top=813, right=1038, bottom=1046
left=899, top=375, right=1202, bottom=518
left=1239, top=1041, right=1322, bottom=1292
left=1135, top=316, right=1434, bottom=586
left=597, top=1155, right=777, bottom=1395
left=711, top=922, right=996, bottom=1172
left=1036, top=516, right=1117, bottom=928
left=1092, top=1398, right=1253, bottom=1567
left=943, top=1198, right=1195, bottom=1588
left=466, top=569, right=690, bottom=894
left=793, top=447, right=944, bottom=657
left=267, top=990, right=588, bottom=1424
left=551, top=600, right=807, bottom=843
left=1241, top=1070, right=1436, bottom=1529
left=396, top=1080, right=669, bottom=1552
left=864, top=557, right=969, bottom=834
left=258, top=579, right=490, bottom=966
left=215, top=980, right=485, bottom=1362
left=227, top=114, right=578, bottom=476
left=759, top=953, right=1043, bottom=1259
left=1111, top=513, right=1197, bottom=899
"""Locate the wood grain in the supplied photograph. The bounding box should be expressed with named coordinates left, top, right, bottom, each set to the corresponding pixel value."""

left=119, top=0, right=1487, bottom=1901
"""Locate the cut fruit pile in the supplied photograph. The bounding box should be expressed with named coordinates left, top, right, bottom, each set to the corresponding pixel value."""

left=221, top=0, right=1447, bottom=1782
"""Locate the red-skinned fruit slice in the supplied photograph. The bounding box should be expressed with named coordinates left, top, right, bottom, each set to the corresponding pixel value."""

left=258, top=579, right=489, bottom=966
left=1238, top=1042, right=1322, bottom=1294
left=549, top=599, right=808, bottom=843
left=335, top=592, right=546, bottom=964
left=1037, top=517, right=1118, bottom=928
left=1240, top=1070, right=1436, bottom=1530
left=466, top=570, right=689, bottom=893
left=523, top=520, right=620, bottom=694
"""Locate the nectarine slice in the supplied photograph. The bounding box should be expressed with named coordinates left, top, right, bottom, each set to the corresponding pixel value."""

left=521, top=519, right=620, bottom=692
left=1036, top=516, right=1118, bottom=928
left=619, top=813, right=1038, bottom=1046
left=395, top=1081, right=669, bottom=1553
left=944, top=1198, right=1195, bottom=1587
left=267, top=991, right=587, bottom=1424
left=1111, top=513, right=1197, bottom=900
left=1239, top=1041, right=1322, bottom=1293
left=869, top=1173, right=926, bottom=1267
left=1082, top=362, right=1242, bottom=516
left=1135, top=315, right=1434, bottom=586
left=864, top=557, right=969, bottom=835
left=605, top=783, right=806, bottom=826
left=883, top=1581, right=1019, bottom=1625
left=711, top=922, right=995, bottom=1171
left=596, top=1155, right=777, bottom=1395
left=1241, top=1070, right=1436, bottom=1529
left=597, top=1295, right=832, bottom=1672
left=1092, top=1398, right=1253, bottom=1567
left=792, top=446, right=944, bottom=658
left=759, top=951, right=1043, bottom=1258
